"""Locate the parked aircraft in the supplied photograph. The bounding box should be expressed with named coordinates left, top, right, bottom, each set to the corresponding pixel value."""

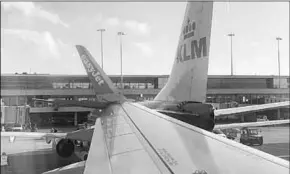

left=1, top=2, right=289, bottom=174
left=42, top=2, right=289, bottom=173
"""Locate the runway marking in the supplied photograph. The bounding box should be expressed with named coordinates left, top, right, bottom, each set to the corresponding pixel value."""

left=278, top=155, right=290, bottom=158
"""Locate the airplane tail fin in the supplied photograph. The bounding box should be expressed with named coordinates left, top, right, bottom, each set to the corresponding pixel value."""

left=154, top=2, right=213, bottom=103
left=76, top=45, right=125, bottom=102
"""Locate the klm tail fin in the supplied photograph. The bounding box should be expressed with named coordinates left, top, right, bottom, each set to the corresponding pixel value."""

left=76, top=45, right=125, bottom=102
left=154, top=2, right=213, bottom=103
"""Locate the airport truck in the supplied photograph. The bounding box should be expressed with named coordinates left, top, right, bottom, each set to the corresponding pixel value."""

left=240, top=127, right=263, bottom=146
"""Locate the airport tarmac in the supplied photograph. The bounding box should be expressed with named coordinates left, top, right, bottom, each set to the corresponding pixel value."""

left=259, top=126, right=289, bottom=144
left=1, top=134, right=80, bottom=174
left=254, top=143, right=289, bottom=161
left=252, top=126, right=289, bottom=161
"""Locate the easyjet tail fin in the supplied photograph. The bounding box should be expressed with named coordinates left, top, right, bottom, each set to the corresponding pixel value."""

left=75, top=45, right=125, bottom=102
left=154, top=2, right=213, bottom=103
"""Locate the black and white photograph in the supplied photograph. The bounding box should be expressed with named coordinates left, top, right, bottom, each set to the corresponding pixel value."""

left=1, top=1, right=289, bottom=174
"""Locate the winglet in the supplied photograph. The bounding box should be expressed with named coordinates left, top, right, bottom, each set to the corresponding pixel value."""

left=76, top=45, right=126, bottom=102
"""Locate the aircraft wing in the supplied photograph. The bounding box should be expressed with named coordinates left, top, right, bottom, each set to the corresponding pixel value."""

left=215, top=119, right=290, bottom=130
left=214, top=101, right=289, bottom=118
left=44, top=102, right=289, bottom=174
left=1, top=128, right=94, bottom=143
left=1, top=132, right=67, bottom=139
left=32, top=98, right=110, bottom=109
left=1, top=132, right=67, bottom=145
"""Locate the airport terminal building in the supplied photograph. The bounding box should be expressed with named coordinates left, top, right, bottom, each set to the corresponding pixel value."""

left=1, top=74, right=289, bottom=126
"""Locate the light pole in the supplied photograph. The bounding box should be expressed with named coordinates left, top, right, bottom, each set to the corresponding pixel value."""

left=276, top=37, right=282, bottom=88
left=117, top=32, right=126, bottom=91
left=227, top=33, right=235, bottom=76
left=97, top=29, right=106, bottom=69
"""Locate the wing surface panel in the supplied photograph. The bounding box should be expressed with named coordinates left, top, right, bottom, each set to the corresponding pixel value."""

left=121, top=102, right=289, bottom=174
left=84, top=104, right=167, bottom=174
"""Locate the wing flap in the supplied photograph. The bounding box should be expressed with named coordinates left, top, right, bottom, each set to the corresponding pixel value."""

left=121, top=102, right=289, bottom=174
left=84, top=118, right=112, bottom=174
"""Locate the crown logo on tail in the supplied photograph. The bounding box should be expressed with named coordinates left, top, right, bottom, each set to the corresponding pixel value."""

left=183, top=18, right=196, bottom=40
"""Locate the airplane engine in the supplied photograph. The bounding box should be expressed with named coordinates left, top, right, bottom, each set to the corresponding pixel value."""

left=79, top=151, right=88, bottom=161
left=56, top=138, right=75, bottom=158
left=159, top=101, right=216, bottom=131
left=180, top=102, right=215, bottom=131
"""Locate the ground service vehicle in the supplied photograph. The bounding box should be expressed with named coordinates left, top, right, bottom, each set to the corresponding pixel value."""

left=257, top=115, right=268, bottom=122
left=213, top=129, right=227, bottom=138
left=240, top=127, right=263, bottom=146
left=222, top=128, right=241, bottom=141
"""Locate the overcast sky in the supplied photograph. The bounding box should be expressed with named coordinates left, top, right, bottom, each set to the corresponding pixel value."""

left=1, top=2, right=289, bottom=76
